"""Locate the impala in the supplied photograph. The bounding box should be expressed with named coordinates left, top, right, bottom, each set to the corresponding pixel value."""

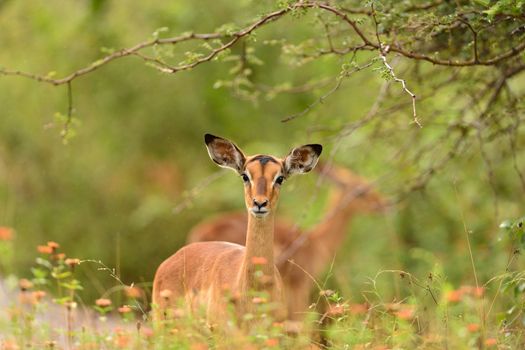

left=187, top=162, right=387, bottom=320
left=152, top=134, right=322, bottom=324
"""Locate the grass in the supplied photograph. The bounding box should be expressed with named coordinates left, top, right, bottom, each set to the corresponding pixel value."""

left=1, top=219, right=525, bottom=349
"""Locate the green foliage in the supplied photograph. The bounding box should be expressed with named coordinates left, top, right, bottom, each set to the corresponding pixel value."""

left=0, top=0, right=524, bottom=346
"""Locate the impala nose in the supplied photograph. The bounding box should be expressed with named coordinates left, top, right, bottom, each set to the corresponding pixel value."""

left=253, top=198, right=268, bottom=210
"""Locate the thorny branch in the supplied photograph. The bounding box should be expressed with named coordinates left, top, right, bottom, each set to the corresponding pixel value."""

left=1, top=2, right=524, bottom=85
left=1, top=1, right=525, bottom=226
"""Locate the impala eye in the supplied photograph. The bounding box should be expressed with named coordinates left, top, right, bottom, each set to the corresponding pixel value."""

left=275, top=176, right=285, bottom=185
left=241, top=173, right=250, bottom=183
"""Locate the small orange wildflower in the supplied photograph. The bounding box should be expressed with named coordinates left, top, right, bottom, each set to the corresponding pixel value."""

left=53, top=253, right=66, bottom=261
left=0, top=227, right=14, bottom=241
left=95, top=298, right=112, bottom=307
left=467, top=323, right=480, bottom=333
left=125, top=286, right=143, bottom=299
left=446, top=289, right=463, bottom=303
left=327, top=304, right=348, bottom=317
left=484, top=338, right=497, bottom=347
left=251, top=256, right=268, bottom=265
left=32, top=290, right=46, bottom=303
left=265, top=338, right=279, bottom=347
left=114, top=328, right=130, bottom=348
left=190, top=343, right=208, bottom=350
left=37, top=245, right=53, bottom=254
left=18, top=278, right=33, bottom=291
left=47, top=241, right=60, bottom=250
left=395, top=306, right=415, bottom=320
left=118, top=305, right=132, bottom=313
left=115, top=333, right=130, bottom=349
left=141, top=326, right=154, bottom=338
left=65, top=258, right=80, bottom=267
left=1, top=340, right=19, bottom=350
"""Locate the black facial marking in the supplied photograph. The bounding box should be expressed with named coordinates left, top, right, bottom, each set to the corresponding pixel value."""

left=250, top=155, right=278, bottom=165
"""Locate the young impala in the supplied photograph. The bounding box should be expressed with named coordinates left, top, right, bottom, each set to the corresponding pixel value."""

left=152, top=134, right=322, bottom=324
left=187, top=162, right=387, bottom=320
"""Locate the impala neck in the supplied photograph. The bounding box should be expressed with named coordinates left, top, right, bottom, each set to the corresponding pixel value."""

left=239, top=212, right=275, bottom=292
left=310, top=191, right=357, bottom=259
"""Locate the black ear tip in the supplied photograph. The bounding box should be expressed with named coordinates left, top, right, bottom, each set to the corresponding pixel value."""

left=204, top=133, right=218, bottom=144
left=310, top=144, right=323, bottom=156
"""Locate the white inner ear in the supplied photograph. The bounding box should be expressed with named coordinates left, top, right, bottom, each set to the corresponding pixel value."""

left=285, top=148, right=306, bottom=174
left=232, top=147, right=244, bottom=170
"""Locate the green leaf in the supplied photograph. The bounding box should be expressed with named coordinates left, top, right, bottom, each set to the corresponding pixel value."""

left=499, top=219, right=513, bottom=230
left=35, top=258, right=52, bottom=269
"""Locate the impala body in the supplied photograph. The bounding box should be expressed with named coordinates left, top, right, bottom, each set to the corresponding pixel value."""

left=152, top=134, right=322, bottom=324
left=187, top=163, right=387, bottom=320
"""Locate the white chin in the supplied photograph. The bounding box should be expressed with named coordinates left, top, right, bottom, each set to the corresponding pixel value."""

left=251, top=210, right=269, bottom=217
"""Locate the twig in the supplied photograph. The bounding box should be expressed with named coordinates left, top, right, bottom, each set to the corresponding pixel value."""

left=281, top=60, right=375, bottom=122
left=1, top=1, right=524, bottom=88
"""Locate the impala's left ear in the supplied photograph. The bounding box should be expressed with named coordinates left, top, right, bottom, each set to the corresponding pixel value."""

left=284, top=144, right=322, bottom=177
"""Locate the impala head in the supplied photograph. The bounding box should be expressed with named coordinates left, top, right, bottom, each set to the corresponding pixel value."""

left=205, top=134, right=322, bottom=218
left=318, top=162, right=389, bottom=213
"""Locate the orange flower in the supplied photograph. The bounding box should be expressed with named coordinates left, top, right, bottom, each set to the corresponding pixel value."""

left=190, top=343, right=208, bottom=350
left=18, top=278, right=33, bottom=291
left=115, top=333, right=130, bottom=348
left=53, top=253, right=66, bottom=261
left=47, top=241, right=60, bottom=250
left=65, top=258, right=80, bottom=267
left=0, top=227, right=14, bottom=241
left=125, top=286, right=143, bottom=299
left=95, top=298, right=112, bottom=307
left=32, top=290, right=46, bottom=303
left=141, top=326, right=154, bottom=338
left=251, top=256, right=268, bottom=265
left=459, top=285, right=485, bottom=298
left=37, top=245, right=53, bottom=254
left=446, top=290, right=463, bottom=303
left=159, top=289, right=172, bottom=299
left=484, top=338, right=497, bottom=347
left=395, top=306, right=415, bottom=320
left=1, top=340, right=19, bottom=350
left=265, top=338, right=279, bottom=347
left=467, top=323, right=480, bottom=333
left=327, top=304, right=348, bottom=317
left=118, top=305, right=132, bottom=313
left=114, top=328, right=130, bottom=348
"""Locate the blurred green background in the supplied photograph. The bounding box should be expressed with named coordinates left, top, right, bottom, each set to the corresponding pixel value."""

left=0, top=0, right=523, bottom=303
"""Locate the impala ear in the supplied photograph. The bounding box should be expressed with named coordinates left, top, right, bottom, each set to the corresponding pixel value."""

left=204, top=134, right=246, bottom=173
left=284, top=144, right=322, bottom=177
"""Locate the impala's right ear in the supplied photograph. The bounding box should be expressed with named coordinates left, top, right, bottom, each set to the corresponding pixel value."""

left=204, top=134, right=246, bottom=173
